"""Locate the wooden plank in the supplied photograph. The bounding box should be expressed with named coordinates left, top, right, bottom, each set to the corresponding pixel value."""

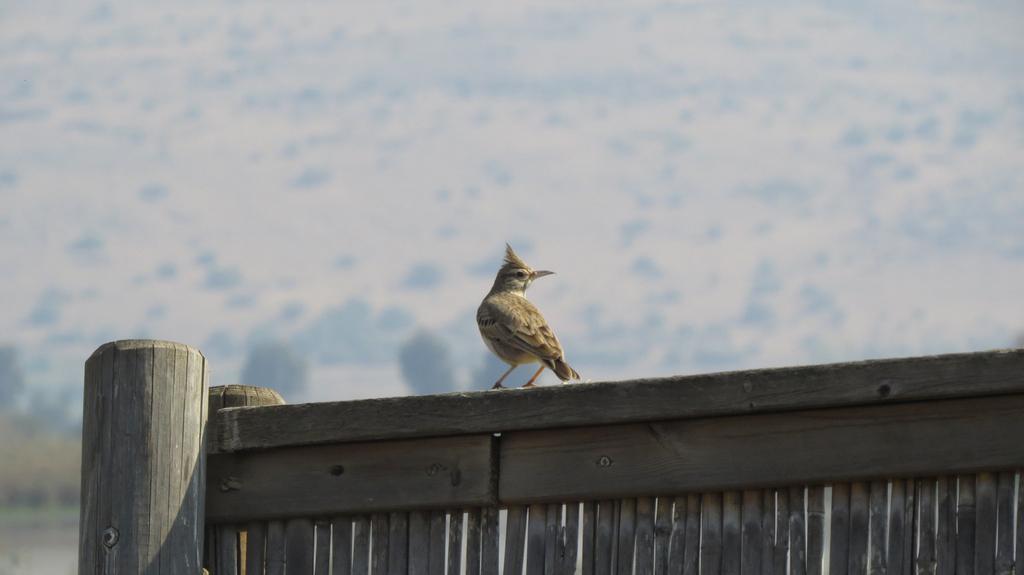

left=934, top=478, right=954, bottom=575
left=974, top=473, right=996, bottom=575
left=314, top=520, right=331, bottom=575
left=217, top=525, right=239, bottom=575
left=594, top=501, right=613, bottom=575
left=481, top=507, right=500, bottom=575
left=788, top=487, right=806, bottom=575
left=830, top=483, right=851, bottom=575
left=467, top=509, right=482, bottom=575
left=760, top=490, right=774, bottom=575
left=544, top=504, right=561, bottom=575
left=1016, top=470, right=1023, bottom=575
left=247, top=522, right=266, bottom=575
left=683, top=494, right=701, bottom=575
left=265, top=520, right=285, bottom=575
left=409, top=511, right=430, bottom=575
left=207, top=434, right=495, bottom=522
left=666, top=496, right=686, bottom=574
left=371, top=513, right=389, bottom=575
left=390, top=512, right=409, bottom=575
left=807, top=487, right=825, bottom=575
left=582, top=502, right=596, bottom=575
left=903, top=479, right=917, bottom=575
left=655, top=497, right=672, bottom=575
left=505, top=506, right=528, bottom=575
left=429, top=510, right=447, bottom=575
left=206, top=526, right=216, bottom=574
left=888, top=481, right=907, bottom=575
left=332, top=517, right=353, bottom=575
left=352, top=516, right=371, bottom=575
left=955, top=476, right=975, bottom=575
left=719, top=491, right=739, bottom=575
left=994, top=472, right=1013, bottom=574
left=562, top=503, right=580, bottom=575
left=636, top=497, right=656, bottom=575
left=617, top=499, right=638, bottom=575
left=774, top=489, right=789, bottom=575
left=702, top=493, right=724, bottom=575
left=285, top=518, right=315, bottom=575
left=499, top=395, right=1024, bottom=503
left=917, top=480, right=936, bottom=575
left=843, top=478, right=868, bottom=572
left=867, top=481, right=886, bottom=575
left=740, top=489, right=762, bottom=575
left=213, top=350, right=1024, bottom=452
left=448, top=510, right=463, bottom=575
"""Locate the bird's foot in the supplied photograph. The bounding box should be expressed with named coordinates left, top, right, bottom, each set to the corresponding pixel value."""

left=491, top=382, right=505, bottom=390
left=521, top=382, right=537, bottom=388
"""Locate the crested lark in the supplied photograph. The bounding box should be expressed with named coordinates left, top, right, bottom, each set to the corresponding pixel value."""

left=477, top=244, right=581, bottom=389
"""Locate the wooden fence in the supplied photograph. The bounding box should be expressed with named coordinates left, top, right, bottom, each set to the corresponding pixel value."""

left=78, top=341, right=1024, bottom=574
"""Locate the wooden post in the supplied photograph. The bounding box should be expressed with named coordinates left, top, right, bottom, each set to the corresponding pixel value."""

left=79, top=340, right=209, bottom=575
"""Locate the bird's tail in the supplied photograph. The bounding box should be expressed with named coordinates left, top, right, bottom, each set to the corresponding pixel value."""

left=546, top=357, right=581, bottom=382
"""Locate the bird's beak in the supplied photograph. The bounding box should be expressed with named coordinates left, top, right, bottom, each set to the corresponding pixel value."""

left=531, top=270, right=555, bottom=279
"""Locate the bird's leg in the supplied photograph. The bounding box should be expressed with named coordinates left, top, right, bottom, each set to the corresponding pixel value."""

left=522, top=365, right=546, bottom=388
left=492, top=365, right=517, bottom=389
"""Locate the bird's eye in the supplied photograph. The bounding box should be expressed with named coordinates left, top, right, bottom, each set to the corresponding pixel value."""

left=516, top=270, right=528, bottom=278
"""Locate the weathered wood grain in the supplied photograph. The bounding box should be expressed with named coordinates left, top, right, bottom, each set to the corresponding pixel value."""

left=1016, top=471, right=1023, bottom=575
left=888, top=481, right=907, bottom=575
left=867, top=481, right=886, bottom=575
left=760, top=490, right=774, bottom=575
left=207, top=434, right=495, bottom=522
left=934, top=478, right=954, bottom=575
left=408, top=511, right=430, bottom=575
left=467, top=509, right=482, bottom=575
left=955, top=476, right=975, bottom=575
left=314, top=519, right=331, bottom=575
left=636, top=497, right=656, bottom=575
left=740, top=489, right=762, bottom=575
left=993, top=472, right=1013, bottom=574
left=830, top=483, right=851, bottom=575
left=371, top=513, right=389, bottom=575
left=683, top=494, right=701, bottom=575
left=848, top=482, right=868, bottom=575
left=702, top=493, right=724, bottom=575
left=481, top=507, right=500, bottom=575
left=594, top=502, right=613, bottom=575
left=788, top=487, right=806, bottom=575
left=543, top=504, right=561, bottom=575
left=246, top=522, right=266, bottom=575
left=562, top=503, right=579, bottom=575
left=448, top=510, right=463, bottom=575
left=582, top=502, right=596, bottom=575
left=79, top=341, right=208, bottom=575
left=917, top=479, right=936, bottom=575
left=332, top=517, right=353, bottom=575
left=654, top=497, right=672, bottom=575
left=773, top=489, right=789, bottom=575
left=526, top=503, right=547, bottom=575
left=722, top=491, right=742, bottom=575
left=973, top=473, right=996, bottom=574
left=217, top=525, right=239, bottom=575
left=389, top=512, right=409, bottom=575
left=807, top=487, right=824, bottom=575
left=667, top=497, right=686, bottom=574
left=284, top=518, right=314, bottom=575
left=352, top=516, right=370, bottom=575
left=505, top=506, right=527, bottom=575
left=265, top=520, right=285, bottom=575
left=498, top=395, right=1024, bottom=503
left=429, top=510, right=446, bottom=575
left=902, top=480, right=916, bottom=575
left=212, top=350, right=1024, bottom=452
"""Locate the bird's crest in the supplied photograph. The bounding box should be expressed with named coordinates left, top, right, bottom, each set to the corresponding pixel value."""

left=503, top=243, right=530, bottom=270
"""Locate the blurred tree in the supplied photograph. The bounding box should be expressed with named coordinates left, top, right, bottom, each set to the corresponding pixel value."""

left=240, top=341, right=309, bottom=401
left=470, top=351, right=511, bottom=390
left=398, top=330, right=456, bottom=395
left=0, top=345, right=25, bottom=410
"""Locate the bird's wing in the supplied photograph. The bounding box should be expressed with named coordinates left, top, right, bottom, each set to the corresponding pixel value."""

left=481, top=297, right=565, bottom=361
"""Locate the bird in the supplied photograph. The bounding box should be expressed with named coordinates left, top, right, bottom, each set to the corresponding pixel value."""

left=477, top=244, right=581, bottom=389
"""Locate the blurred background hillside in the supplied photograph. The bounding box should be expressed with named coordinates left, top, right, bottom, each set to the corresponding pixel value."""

left=1, top=0, right=1022, bottom=571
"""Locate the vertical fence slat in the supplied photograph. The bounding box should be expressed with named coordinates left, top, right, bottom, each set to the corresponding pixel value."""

left=774, top=489, right=790, bottom=575
left=247, top=522, right=266, bottom=575
left=867, top=481, right=887, bottom=575
left=390, top=511, right=409, bottom=575
left=889, top=480, right=908, bottom=575
left=562, top=503, right=580, bottom=575
left=448, top=510, right=464, bottom=575
left=482, top=507, right=500, bottom=575
left=429, top=510, right=447, bottom=575
left=352, top=516, right=371, bottom=575
left=761, top=489, right=775, bottom=575
left=206, top=524, right=217, bottom=572
left=994, top=472, right=1013, bottom=574
left=594, top=501, right=614, bottom=575
left=526, top=503, right=547, bottom=575
left=1015, top=470, right=1023, bottom=575
left=740, top=489, right=762, bottom=575
left=333, top=517, right=353, bottom=575
left=371, top=513, right=390, bottom=575
left=684, top=494, right=701, bottom=575
left=667, top=496, right=687, bottom=574
left=655, top=497, right=672, bottom=575
left=286, top=518, right=315, bottom=575
left=955, top=476, right=975, bottom=575
left=935, top=478, right=954, bottom=575
left=903, top=479, right=918, bottom=575
left=409, top=511, right=431, bottom=575
left=544, top=503, right=561, bottom=575
left=636, top=497, right=656, bottom=575
left=266, top=520, right=286, bottom=575
left=723, top=491, right=742, bottom=575
left=807, top=487, right=825, bottom=575
left=918, top=479, right=936, bottom=575
left=467, top=509, right=482, bottom=575
left=314, top=520, right=332, bottom=575
left=582, top=502, right=597, bottom=575
left=849, top=482, right=869, bottom=575
left=617, top=498, right=638, bottom=575
left=217, top=525, right=239, bottom=575
left=703, top=492, right=724, bottom=575
left=788, top=487, right=806, bottom=575
left=974, top=473, right=996, bottom=575
left=505, top=506, right=528, bottom=575
left=830, top=484, right=851, bottom=575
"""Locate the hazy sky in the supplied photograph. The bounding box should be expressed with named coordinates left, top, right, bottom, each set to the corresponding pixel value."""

left=2, top=0, right=1022, bottom=404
